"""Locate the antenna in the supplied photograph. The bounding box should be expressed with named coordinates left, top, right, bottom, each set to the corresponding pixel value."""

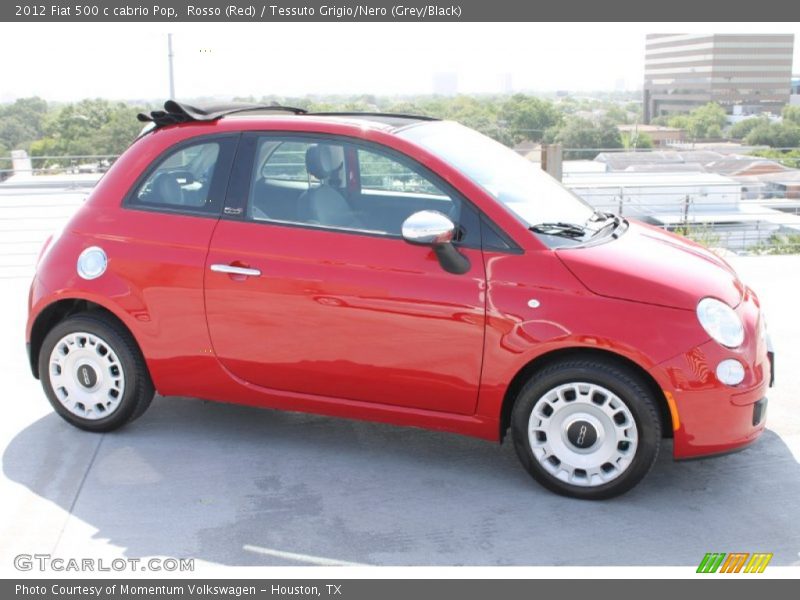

left=167, top=33, right=175, bottom=99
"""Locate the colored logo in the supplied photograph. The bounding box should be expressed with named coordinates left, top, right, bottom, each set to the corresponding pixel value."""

left=697, top=552, right=773, bottom=573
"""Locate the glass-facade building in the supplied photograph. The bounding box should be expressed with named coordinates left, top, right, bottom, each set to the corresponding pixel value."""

left=643, top=34, right=794, bottom=123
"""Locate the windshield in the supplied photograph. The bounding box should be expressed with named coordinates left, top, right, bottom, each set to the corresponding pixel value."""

left=399, top=121, right=595, bottom=228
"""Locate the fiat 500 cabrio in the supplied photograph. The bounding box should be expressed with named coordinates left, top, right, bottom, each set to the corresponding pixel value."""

left=26, top=101, right=774, bottom=499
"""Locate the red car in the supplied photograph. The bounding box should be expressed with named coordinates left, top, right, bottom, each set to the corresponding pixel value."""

left=26, top=101, right=774, bottom=499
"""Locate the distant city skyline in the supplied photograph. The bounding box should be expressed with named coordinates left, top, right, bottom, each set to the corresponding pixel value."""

left=0, top=22, right=798, bottom=102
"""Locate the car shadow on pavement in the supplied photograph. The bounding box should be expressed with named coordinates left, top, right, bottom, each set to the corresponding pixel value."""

left=4, top=396, right=800, bottom=566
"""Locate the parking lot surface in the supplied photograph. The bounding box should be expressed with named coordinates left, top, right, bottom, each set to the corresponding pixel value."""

left=1, top=185, right=798, bottom=566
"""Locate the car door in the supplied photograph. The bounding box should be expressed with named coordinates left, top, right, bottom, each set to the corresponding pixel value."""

left=204, top=133, right=486, bottom=415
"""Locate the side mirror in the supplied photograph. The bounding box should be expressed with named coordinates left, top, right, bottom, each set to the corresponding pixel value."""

left=401, top=210, right=456, bottom=245
left=401, top=210, right=470, bottom=275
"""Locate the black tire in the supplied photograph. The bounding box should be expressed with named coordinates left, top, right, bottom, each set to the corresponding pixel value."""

left=511, top=358, right=661, bottom=500
left=38, top=313, right=155, bottom=432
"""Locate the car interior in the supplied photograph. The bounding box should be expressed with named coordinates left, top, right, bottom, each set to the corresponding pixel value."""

left=137, top=142, right=220, bottom=208
left=248, top=139, right=460, bottom=236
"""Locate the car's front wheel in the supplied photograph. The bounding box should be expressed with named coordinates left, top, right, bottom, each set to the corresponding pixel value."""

left=511, top=358, right=661, bottom=500
left=39, top=313, right=154, bottom=432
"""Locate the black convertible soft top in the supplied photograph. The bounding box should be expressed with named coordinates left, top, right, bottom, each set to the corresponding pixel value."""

left=137, top=100, right=439, bottom=131
left=137, top=100, right=307, bottom=128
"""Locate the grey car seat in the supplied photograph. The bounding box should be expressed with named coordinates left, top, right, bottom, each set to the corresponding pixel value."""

left=298, top=145, right=360, bottom=228
left=150, top=172, right=183, bottom=205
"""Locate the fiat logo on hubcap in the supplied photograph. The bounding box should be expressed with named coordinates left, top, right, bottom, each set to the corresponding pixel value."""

left=566, top=420, right=598, bottom=449
left=76, top=364, right=98, bottom=389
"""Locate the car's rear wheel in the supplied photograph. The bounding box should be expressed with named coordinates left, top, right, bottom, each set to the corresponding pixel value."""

left=511, top=358, right=661, bottom=500
left=39, top=314, right=154, bottom=432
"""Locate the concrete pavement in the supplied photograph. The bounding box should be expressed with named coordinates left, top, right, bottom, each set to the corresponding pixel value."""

left=0, top=186, right=798, bottom=567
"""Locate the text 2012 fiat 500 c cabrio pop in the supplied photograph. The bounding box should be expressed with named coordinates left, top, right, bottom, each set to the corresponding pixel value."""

left=26, top=101, right=774, bottom=499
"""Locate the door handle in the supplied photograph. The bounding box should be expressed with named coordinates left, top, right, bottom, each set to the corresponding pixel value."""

left=210, top=264, right=261, bottom=277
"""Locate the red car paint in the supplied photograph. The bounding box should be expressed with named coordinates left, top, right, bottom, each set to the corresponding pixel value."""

left=26, top=115, right=771, bottom=458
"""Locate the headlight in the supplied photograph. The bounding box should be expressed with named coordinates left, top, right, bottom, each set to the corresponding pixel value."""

left=696, top=297, right=744, bottom=348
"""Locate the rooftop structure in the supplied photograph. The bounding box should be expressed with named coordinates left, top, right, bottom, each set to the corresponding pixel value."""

left=593, top=149, right=790, bottom=178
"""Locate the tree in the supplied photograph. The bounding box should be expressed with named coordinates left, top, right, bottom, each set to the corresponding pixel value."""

left=666, top=103, right=726, bottom=140
left=783, top=105, right=800, bottom=126
left=603, top=105, right=631, bottom=125
left=666, top=114, right=691, bottom=130
left=0, top=96, right=48, bottom=151
left=0, top=141, right=9, bottom=177
left=27, top=137, right=61, bottom=167
left=594, top=118, right=625, bottom=149
left=745, top=122, right=800, bottom=147
left=749, top=148, right=800, bottom=168
left=0, top=142, right=9, bottom=182
left=728, top=116, right=770, bottom=140
left=550, top=117, right=623, bottom=159
left=687, top=103, right=726, bottom=139
left=621, top=131, right=654, bottom=150
left=625, top=102, right=643, bottom=118
left=90, top=104, right=145, bottom=154
left=0, top=118, right=34, bottom=151
left=30, top=99, right=143, bottom=158
left=0, top=92, right=648, bottom=160
left=498, top=94, right=562, bottom=143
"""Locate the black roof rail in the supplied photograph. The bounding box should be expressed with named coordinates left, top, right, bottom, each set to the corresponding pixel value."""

left=137, top=100, right=308, bottom=128
left=308, top=111, right=440, bottom=121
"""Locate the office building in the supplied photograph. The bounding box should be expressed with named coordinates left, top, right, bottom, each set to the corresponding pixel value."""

left=643, top=34, right=794, bottom=122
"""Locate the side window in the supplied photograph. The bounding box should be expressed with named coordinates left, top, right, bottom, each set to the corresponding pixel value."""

left=353, top=147, right=463, bottom=237
left=358, top=150, right=440, bottom=195
left=248, top=137, right=345, bottom=224
left=260, top=141, right=315, bottom=183
left=245, top=136, right=478, bottom=246
left=132, top=141, right=222, bottom=211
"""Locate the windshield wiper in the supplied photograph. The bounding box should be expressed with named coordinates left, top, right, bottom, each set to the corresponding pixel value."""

left=529, top=222, right=588, bottom=239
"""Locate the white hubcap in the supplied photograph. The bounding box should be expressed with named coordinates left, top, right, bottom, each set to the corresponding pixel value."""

left=48, top=331, right=125, bottom=420
left=528, top=382, right=638, bottom=487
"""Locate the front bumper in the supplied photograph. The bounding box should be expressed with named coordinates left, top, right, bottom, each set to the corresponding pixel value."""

left=653, top=335, right=772, bottom=459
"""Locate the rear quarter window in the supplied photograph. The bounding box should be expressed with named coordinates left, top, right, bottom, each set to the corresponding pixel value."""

left=126, top=136, right=237, bottom=216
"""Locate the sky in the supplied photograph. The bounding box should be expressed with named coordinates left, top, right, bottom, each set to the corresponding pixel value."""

left=0, top=22, right=798, bottom=102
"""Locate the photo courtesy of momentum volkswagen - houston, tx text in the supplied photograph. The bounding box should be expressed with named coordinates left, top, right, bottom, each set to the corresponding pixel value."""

left=25, top=100, right=774, bottom=500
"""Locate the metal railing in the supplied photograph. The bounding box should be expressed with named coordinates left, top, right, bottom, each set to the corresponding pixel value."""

left=563, top=185, right=800, bottom=254
left=559, top=145, right=800, bottom=167
left=554, top=145, right=800, bottom=254
left=3, top=148, right=800, bottom=255
left=0, top=154, right=119, bottom=179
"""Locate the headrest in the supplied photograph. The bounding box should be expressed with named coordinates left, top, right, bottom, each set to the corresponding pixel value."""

left=305, top=145, right=342, bottom=180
